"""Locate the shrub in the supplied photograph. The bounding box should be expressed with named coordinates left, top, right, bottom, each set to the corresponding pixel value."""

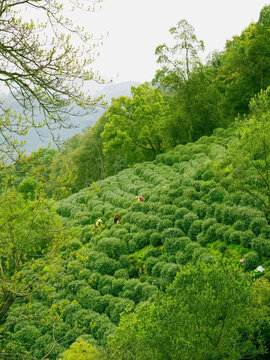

left=141, top=214, right=160, bottom=230
left=182, top=188, right=200, bottom=200
left=159, top=204, right=178, bottom=216
left=261, top=226, right=270, bottom=238
left=61, top=239, right=82, bottom=252
left=198, top=253, right=217, bottom=264
left=130, top=202, right=150, bottom=213
left=143, top=247, right=162, bottom=260
left=106, top=297, right=135, bottom=324
left=200, top=181, right=217, bottom=194
left=132, top=232, right=150, bottom=249
left=121, top=279, right=145, bottom=303
left=206, top=203, right=216, bottom=218
left=251, top=237, right=270, bottom=258
left=111, top=278, right=126, bottom=296
left=215, top=224, right=229, bottom=242
left=175, top=219, right=184, bottom=230
left=79, top=269, right=92, bottom=281
left=240, top=230, right=255, bottom=248
left=88, top=272, right=101, bottom=290
left=222, top=206, right=238, bottom=225
left=114, top=269, right=129, bottom=279
left=157, top=219, right=173, bottom=231
left=208, top=187, right=227, bottom=203
left=197, top=232, right=208, bottom=247
left=152, top=261, right=167, bottom=278
left=182, top=213, right=198, bottom=233
left=175, top=207, right=190, bottom=220
left=128, top=239, right=140, bottom=253
left=150, top=232, right=162, bottom=247
left=97, top=275, right=114, bottom=295
left=192, top=248, right=208, bottom=264
left=174, top=199, right=193, bottom=210
left=162, top=227, right=184, bottom=241
left=228, top=231, right=242, bottom=245
left=175, top=251, right=189, bottom=265
left=236, top=207, right=263, bottom=227
left=243, top=251, right=259, bottom=271
left=80, top=225, right=94, bottom=244
left=223, top=227, right=233, bottom=244
left=161, top=263, right=180, bottom=284
left=95, top=238, right=128, bottom=259
left=145, top=257, right=160, bottom=275
left=185, top=242, right=201, bottom=258
left=214, top=205, right=223, bottom=222
left=264, top=271, right=270, bottom=282
left=192, top=201, right=207, bottom=219
left=202, top=218, right=216, bottom=232
left=164, top=238, right=186, bottom=256
left=119, top=255, right=132, bottom=269
left=94, top=255, right=120, bottom=276
left=205, top=223, right=222, bottom=243
left=77, top=287, right=106, bottom=313
left=249, top=218, right=268, bottom=236
left=200, top=169, right=214, bottom=180
left=112, top=228, right=129, bottom=239
left=188, top=220, right=203, bottom=241
left=233, top=220, right=247, bottom=231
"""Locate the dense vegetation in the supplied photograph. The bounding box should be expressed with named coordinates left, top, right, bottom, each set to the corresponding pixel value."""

left=1, top=119, right=270, bottom=358
left=47, top=5, right=270, bottom=196
left=1, top=4, right=270, bottom=360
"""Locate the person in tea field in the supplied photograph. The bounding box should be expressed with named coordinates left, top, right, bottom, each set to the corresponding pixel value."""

left=136, top=195, right=145, bottom=202
left=114, top=213, right=121, bottom=224
left=95, top=219, right=103, bottom=228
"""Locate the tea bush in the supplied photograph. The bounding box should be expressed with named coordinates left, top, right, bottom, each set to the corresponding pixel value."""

left=251, top=237, right=270, bottom=258
left=243, top=251, right=259, bottom=271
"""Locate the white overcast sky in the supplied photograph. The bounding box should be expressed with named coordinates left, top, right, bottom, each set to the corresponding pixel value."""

left=84, top=0, right=270, bottom=84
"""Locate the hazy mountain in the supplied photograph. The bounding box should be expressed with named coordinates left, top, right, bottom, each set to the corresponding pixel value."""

left=1, top=81, right=140, bottom=153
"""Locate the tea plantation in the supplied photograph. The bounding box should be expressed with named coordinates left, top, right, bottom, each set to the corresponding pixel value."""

left=2, top=126, right=270, bottom=359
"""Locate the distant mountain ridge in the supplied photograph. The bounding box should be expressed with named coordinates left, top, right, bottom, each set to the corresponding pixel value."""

left=1, top=80, right=140, bottom=153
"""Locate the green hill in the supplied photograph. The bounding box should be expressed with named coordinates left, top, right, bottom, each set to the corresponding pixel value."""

left=1, top=126, right=270, bottom=359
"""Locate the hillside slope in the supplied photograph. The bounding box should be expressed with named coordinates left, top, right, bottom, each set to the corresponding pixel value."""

left=2, top=126, right=270, bottom=359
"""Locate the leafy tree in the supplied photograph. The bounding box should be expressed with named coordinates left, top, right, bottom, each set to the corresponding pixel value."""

left=101, top=83, right=169, bottom=169
left=154, top=19, right=204, bottom=84
left=107, top=264, right=269, bottom=360
left=0, top=188, right=63, bottom=323
left=153, top=19, right=208, bottom=143
left=59, top=338, right=103, bottom=360
left=219, top=87, right=270, bottom=221
left=71, top=115, right=108, bottom=189
left=216, top=5, right=270, bottom=121
left=0, top=0, right=103, bottom=160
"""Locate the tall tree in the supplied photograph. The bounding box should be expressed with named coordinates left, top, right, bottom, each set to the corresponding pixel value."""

left=153, top=19, right=205, bottom=142
left=101, top=83, right=169, bottom=170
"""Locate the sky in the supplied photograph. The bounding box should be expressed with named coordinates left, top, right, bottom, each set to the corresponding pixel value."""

left=83, top=0, right=270, bottom=84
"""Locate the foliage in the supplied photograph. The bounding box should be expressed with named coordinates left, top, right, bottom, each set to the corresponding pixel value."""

left=0, top=0, right=103, bottom=161
left=59, top=338, right=103, bottom=360
left=107, top=264, right=269, bottom=360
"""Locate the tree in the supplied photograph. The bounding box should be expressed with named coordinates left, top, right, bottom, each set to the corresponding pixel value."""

left=153, top=20, right=206, bottom=142
left=107, top=264, right=269, bottom=360
left=101, top=83, right=169, bottom=170
left=0, top=187, right=63, bottom=324
left=219, top=86, right=270, bottom=221
left=0, top=0, right=103, bottom=161
left=154, top=19, right=204, bottom=83
left=214, top=5, right=270, bottom=122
